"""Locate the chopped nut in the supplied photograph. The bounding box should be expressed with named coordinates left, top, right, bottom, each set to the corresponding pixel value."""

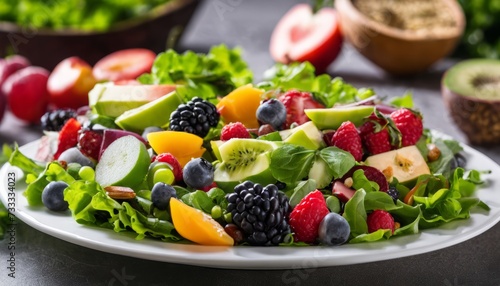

left=344, top=177, right=354, bottom=188
left=427, top=143, right=441, bottom=162
left=104, top=186, right=136, bottom=200
left=382, top=166, right=393, bottom=182
left=394, top=221, right=401, bottom=230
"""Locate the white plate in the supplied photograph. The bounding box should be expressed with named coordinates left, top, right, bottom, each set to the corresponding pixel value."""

left=1, top=139, right=500, bottom=269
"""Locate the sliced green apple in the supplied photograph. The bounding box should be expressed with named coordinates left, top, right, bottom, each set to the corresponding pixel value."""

left=282, top=121, right=325, bottom=150
left=89, top=83, right=177, bottom=118
left=304, top=105, right=375, bottom=130
left=95, top=135, right=150, bottom=188
left=115, top=91, right=183, bottom=133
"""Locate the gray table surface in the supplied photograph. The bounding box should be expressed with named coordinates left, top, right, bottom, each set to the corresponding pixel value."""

left=1, top=1, right=500, bottom=285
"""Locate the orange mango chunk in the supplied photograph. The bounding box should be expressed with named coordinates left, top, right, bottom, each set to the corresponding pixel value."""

left=147, top=131, right=205, bottom=167
left=170, top=198, right=234, bottom=246
left=216, top=84, right=263, bottom=128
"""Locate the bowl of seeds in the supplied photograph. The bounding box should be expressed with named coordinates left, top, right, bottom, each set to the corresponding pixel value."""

left=335, top=0, right=465, bottom=76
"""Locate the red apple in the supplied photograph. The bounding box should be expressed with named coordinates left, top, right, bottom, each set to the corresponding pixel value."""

left=2, top=66, right=50, bottom=123
left=92, top=49, right=156, bottom=82
left=270, top=4, right=343, bottom=73
left=0, top=55, right=30, bottom=87
left=47, top=56, right=97, bottom=109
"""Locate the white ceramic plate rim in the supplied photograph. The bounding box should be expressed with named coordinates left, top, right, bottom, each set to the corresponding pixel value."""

left=1, top=137, right=500, bottom=270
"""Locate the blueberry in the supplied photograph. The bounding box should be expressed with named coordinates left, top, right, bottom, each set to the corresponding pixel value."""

left=151, top=182, right=177, bottom=210
left=318, top=212, right=350, bottom=246
left=182, top=158, right=214, bottom=189
left=256, top=99, right=287, bottom=130
left=142, top=126, right=163, bottom=141
left=42, top=181, right=69, bottom=211
left=58, top=147, right=95, bottom=168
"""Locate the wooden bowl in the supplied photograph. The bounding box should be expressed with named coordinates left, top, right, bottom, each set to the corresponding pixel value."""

left=335, top=0, right=465, bottom=76
left=0, top=0, right=201, bottom=70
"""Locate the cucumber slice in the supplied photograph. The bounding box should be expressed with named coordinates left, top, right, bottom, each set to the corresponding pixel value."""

left=95, top=135, right=150, bottom=188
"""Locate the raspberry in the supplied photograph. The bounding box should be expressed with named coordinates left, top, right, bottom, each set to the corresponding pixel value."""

left=330, top=121, right=363, bottom=161
left=359, top=121, right=392, bottom=155
left=53, top=118, right=81, bottom=160
left=220, top=122, right=251, bottom=141
left=390, top=108, right=423, bottom=147
left=289, top=190, right=330, bottom=243
left=367, top=210, right=395, bottom=234
left=78, top=130, right=103, bottom=161
left=154, top=153, right=183, bottom=182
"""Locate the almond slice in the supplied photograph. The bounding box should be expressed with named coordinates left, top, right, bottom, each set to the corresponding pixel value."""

left=104, top=186, right=136, bottom=200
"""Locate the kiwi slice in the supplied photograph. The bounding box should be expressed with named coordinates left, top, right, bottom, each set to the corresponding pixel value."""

left=214, top=139, right=279, bottom=192
left=442, top=59, right=500, bottom=145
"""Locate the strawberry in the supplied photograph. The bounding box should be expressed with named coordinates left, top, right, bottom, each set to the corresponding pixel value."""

left=53, top=118, right=81, bottom=160
left=289, top=190, right=330, bottom=243
left=367, top=210, right=395, bottom=234
left=390, top=108, right=423, bottom=147
left=220, top=122, right=251, bottom=141
left=278, top=90, right=324, bottom=128
left=154, top=153, right=183, bottom=182
left=330, top=121, right=363, bottom=161
left=359, top=120, right=392, bottom=155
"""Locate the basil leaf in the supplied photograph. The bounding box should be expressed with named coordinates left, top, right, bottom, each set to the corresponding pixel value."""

left=319, top=146, right=356, bottom=179
left=288, top=179, right=317, bottom=207
left=270, top=144, right=315, bottom=185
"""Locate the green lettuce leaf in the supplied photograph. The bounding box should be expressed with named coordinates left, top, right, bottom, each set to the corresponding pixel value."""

left=8, top=144, right=45, bottom=176
left=258, top=62, right=375, bottom=108
left=138, top=44, right=253, bottom=103
left=24, top=162, right=76, bottom=206
left=64, top=180, right=121, bottom=228
left=114, top=202, right=180, bottom=242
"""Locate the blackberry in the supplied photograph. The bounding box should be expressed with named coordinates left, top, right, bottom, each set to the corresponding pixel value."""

left=226, top=181, right=291, bottom=246
left=387, top=186, right=399, bottom=203
left=169, top=97, right=219, bottom=138
left=40, top=109, right=77, bottom=131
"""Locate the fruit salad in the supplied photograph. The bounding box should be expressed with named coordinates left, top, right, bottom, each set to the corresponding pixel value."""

left=7, top=45, right=489, bottom=247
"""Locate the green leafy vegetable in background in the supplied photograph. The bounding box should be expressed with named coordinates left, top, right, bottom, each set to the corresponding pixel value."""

left=138, top=44, right=253, bottom=103
left=455, top=0, right=500, bottom=58
left=258, top=62, right=375, bottom=108
left=0, top=0, right=172, bottom=31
